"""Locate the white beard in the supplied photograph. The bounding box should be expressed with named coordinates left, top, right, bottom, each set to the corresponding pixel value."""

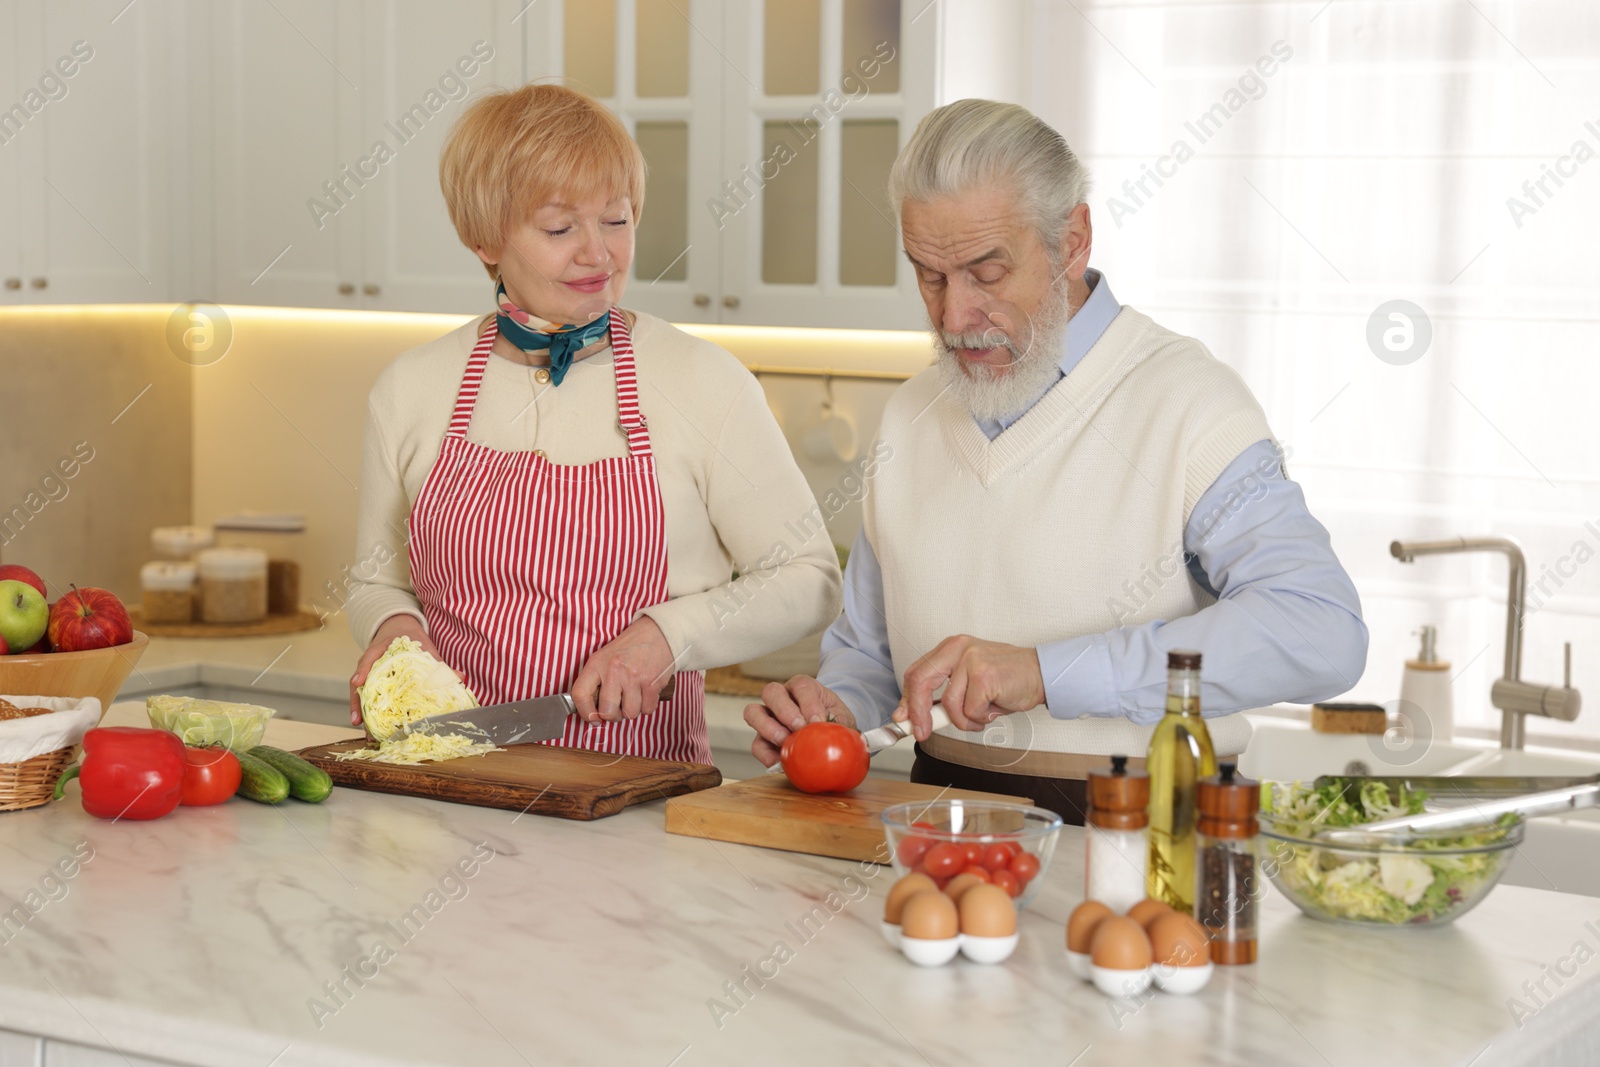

left=931, top=280, right=1075, bottom=424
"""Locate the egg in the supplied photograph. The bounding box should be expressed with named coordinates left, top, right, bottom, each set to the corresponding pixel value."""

left=885, top=873, right=939, bottom=925
left=1066, top=899, right=1113, bottom=954
left=958, top=884, right=1017, bottom=937
left=900, top=889, right=960, bottom=941
left=1149, top=912, right=1211, bottom=968
left=1089, top=915, right=1154, bottom=970
left=1127, top=897, right=1174, bottom=931
left=944, top=872, right=986, bottom=903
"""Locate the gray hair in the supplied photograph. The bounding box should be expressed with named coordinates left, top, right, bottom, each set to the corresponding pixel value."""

left=888, top=99, right=1090, bottom=261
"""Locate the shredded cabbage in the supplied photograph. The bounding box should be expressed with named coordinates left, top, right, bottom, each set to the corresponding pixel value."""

left=357, top=637, right=478, bottom=742
left=332, top=730, right=498, bottom=765
left=1261, top=779, right=1515, bottom=925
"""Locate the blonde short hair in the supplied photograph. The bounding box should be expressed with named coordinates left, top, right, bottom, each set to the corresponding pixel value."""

left=440, top=84, right=646, bottom=280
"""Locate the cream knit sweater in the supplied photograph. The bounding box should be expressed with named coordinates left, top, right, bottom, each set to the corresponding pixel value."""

left=346, top=311, right=842, bottom=670
left=865, top=307, right=1271, bottom=757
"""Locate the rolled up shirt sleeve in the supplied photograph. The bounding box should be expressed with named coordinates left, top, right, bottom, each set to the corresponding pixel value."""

left=817, top=529, right=904, bottom=732
left=1040, top=439, right=1369, bottom=725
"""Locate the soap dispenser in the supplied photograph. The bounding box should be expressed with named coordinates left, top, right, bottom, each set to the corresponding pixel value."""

left=1399, top=625, right=1453, bottom=741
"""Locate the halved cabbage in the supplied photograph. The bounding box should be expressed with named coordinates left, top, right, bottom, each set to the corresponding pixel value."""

left=357, top=637, right=477, bottom=742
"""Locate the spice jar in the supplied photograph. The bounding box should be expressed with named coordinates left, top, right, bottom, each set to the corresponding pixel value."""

left=140, top=561, right=197, bottom=624
left=215, top=513, right=305, bottom=615
left=1084, top=755, right=1149, bottom=914
left=196, top=547, right=268, bottom=624
left=1196, top=761, right=1260, bottom=965
left=151, top=525, right=214, bottom=561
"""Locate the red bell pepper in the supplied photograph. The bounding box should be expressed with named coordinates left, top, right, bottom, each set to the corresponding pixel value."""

left=53, top=727, right=187, bottom=820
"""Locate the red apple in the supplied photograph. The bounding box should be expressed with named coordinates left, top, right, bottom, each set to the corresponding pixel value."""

left=0, top=635, right=8, bottom=655
left=47, top=586, right=133, bottom=652
left=0, top=564, right=47, bottom=599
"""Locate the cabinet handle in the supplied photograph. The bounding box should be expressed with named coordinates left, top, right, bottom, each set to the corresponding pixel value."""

left=30, top=277, right=47, bottom=290
left=693, top=293, right=711, bottom=308
left=3, top=278, right=19, bottom=290
left=338, top=282, right=355, bottom=296
left=722, top=295, right=740, bottom=310
left=363, top=284, right=381, bottom=297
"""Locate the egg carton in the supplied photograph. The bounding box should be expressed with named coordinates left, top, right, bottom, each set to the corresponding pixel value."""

left=880, top=921, right=1019, bottom=966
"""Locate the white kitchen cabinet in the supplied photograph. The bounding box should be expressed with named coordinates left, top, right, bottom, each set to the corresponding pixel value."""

left=208, top=0, right=525, bottom=312
left=529, top=0, right=934, bottom=329
left=0, top=0, right=171, bottom=304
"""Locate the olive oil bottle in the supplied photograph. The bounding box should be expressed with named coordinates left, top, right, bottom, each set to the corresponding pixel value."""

left=1146, top=649, right=1216, bottom=913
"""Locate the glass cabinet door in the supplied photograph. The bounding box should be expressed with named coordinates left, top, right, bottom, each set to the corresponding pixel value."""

left=538, top=0, right=723, bottom=324
left=720, top=0, right=932, bottom=329
left=535, top=0, right=932, bottom=327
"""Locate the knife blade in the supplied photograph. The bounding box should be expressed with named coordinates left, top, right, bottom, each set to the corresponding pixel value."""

left=763, top=706, right=952, bottom=774
left=401, top=676, right=678, bottom=747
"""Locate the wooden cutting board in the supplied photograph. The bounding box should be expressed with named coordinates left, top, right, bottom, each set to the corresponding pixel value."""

left=295, top=740, right=721, bottom=821
left=664, top=774, right=1033, bottom=863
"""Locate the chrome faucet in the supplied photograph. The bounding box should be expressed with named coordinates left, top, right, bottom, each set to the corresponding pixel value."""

left=1390, top=536, right=1581, bottom=748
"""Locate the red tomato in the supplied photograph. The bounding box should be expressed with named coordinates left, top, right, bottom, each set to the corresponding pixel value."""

left=180, top=746, right=241, bottom=806
left=992, top=869, right=1022, bottom=898
left=961, top=842, right=984, bottom=868
left=965, top=865, right=993, bottom=884
left=1010, top=852, right=1041, bottom=884
left=923, top=842, right=966, bottom=879
left=897, top=835, right=934, bottom=867
left=912, top=820, right=938, bottom=831
left=779, top=721, right=869, bottom=794
left=981, top=843, right=1012, bottom=872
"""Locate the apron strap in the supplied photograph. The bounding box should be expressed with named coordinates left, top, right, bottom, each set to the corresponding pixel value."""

left=446, top=313, right=653, bottom=457
left=445, top=320, right=499, bottom=440
left=608, top=313, right=653, bottom=458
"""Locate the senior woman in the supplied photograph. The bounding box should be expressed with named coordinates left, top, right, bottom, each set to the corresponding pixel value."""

left=345, top=84, right=841, bottom=763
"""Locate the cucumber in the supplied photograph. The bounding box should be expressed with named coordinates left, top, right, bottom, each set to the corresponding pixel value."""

left=248, top=745, right=333, bottom=803
left=235, top=750, right=290, bottom=804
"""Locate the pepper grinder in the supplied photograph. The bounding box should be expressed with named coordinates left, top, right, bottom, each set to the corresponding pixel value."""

left=1196, top=762, right=1260, bottom=966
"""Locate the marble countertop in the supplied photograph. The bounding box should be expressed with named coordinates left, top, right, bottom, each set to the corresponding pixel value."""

left=0, top=706, right=1595, bottom=1067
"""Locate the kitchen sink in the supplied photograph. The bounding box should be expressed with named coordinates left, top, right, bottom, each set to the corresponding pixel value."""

left=1240, top=712, right=1600, bottom=899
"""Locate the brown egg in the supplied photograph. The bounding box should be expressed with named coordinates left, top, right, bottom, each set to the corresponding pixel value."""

left=1090, top=915, right=1154, bottom=970
left=944, top=873, right=986, bottom=903
left=1127, top=897, right=1174, bottom=931
left=1149, top=912, right=1211, bottom=968
left=958, top=884, right=1017, bottom=938
left=885, top=873, right=939, bottom=925
left=901, top=889, right=960, bottom=941
left=1066, top=899, right=1113, bottom=954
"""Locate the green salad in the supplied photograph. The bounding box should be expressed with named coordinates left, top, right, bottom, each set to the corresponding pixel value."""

left=1260, top=779, right=1516, bottom=925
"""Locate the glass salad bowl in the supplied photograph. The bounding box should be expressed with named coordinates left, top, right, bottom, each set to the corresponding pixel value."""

left=1258, top=813, right=1522, bottom=927
left=881, top=799, right=1062, bottom=909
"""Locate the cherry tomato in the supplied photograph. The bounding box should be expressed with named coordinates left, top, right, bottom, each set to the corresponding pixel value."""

left=779, top=720, right=869, bottom=794
left=180, top=746, right=241, bottom=806
left=961, top=842, right=984, bottom=868
left=912, top=820, right=938, bottom=831
left=923, top=842, right=966, bottom=879
left=992, top=869, right=1022, bottom=898
left=1010, top=852, right=1041, bottom=884
left=965, top=865, right=993, bottom=884
left=897, top=835, right=934, bottom=867
left=980, top=843, right=1012, bottom=872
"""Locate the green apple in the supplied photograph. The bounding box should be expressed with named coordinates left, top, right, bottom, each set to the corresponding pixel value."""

left=0, top=579, right=49, bottom=653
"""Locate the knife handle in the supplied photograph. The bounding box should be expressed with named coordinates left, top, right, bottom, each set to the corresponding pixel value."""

left=659, top=675, right=676, bottom=701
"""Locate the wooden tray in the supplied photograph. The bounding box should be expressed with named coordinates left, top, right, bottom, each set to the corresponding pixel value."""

left=127, top=608, right=323, bottom=638
left=665, top=774, right=1033, bottom=863
left=296, top=739, right=722, bottom=821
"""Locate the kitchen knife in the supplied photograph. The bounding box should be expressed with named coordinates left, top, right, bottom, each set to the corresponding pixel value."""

left=762, top=706, right=952, bottom=774
left=400, top=676, right=677, bottom=747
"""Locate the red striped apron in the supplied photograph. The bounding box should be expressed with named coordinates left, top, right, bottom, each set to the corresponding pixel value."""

left=407, top=313, right=709, bottom=763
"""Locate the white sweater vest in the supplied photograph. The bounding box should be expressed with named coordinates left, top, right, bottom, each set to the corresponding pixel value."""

left=864, top=307, right=1273, bottom=760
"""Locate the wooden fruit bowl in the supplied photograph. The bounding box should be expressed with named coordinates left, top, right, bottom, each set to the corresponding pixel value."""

left=0, top=631, right=150, bottom=721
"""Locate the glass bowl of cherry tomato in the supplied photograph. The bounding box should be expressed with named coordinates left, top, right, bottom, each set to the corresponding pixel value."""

left=881, top=800, right=1063, bottom=909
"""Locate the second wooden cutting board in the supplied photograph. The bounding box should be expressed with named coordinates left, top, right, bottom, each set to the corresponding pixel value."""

left=664, top=774, right=1033, bottom=863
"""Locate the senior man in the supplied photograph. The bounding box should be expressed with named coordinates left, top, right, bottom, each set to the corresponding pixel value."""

left=745, top=99, right=1368, bottom=821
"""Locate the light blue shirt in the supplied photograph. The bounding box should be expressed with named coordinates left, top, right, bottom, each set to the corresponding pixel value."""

left=818, top=271, right=1368, bottom=731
